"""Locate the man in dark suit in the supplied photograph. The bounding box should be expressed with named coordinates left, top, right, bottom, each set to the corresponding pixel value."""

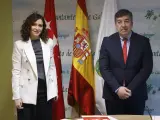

left=99, top=9, right=153, bottom=115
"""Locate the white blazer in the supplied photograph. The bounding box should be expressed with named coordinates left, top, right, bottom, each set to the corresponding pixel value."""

left=12, top=38, right=58, bottom=105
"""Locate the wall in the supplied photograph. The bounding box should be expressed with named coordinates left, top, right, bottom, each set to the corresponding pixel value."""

left=0, top=0, right=15, bottom=119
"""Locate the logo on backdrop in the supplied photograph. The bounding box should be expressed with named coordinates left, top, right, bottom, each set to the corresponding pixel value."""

left=95, top=59, right=102, bottom=77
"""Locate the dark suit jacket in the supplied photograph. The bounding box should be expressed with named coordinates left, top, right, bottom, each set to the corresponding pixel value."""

left=99, top=32, right=153, bottom=101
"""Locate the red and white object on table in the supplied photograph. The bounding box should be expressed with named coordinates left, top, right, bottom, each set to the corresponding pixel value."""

left=81, top=115, right=118, bottom=120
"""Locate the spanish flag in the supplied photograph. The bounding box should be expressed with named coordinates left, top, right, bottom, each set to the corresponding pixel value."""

left=67, top=0, right=95, bottom=115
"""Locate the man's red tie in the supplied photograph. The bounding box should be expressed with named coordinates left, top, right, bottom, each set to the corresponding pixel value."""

left=122, top=38, right=127, bottom=86
left=123, top=39, right=127, bottom=64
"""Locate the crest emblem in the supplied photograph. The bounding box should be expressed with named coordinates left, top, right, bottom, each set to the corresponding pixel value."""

left=73, top=28, right=91, bottom=64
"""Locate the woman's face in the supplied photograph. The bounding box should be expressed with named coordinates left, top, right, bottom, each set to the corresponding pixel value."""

left=30, top=19, right=43, bottom=39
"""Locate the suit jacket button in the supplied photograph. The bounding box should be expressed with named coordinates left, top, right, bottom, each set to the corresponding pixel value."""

left=28, top=79, right=30, bottom=81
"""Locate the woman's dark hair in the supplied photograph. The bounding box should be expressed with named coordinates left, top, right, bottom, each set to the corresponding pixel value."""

left=20, top=12, right=48, bottom=42
left=115, top=9, right=133, bottom=22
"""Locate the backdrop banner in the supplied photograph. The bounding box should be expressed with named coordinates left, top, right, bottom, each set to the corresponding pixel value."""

left=12, top=0, right=160, bottom=117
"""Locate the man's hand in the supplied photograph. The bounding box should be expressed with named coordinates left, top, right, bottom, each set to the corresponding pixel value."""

left=117, top=86, right=131, bottom=99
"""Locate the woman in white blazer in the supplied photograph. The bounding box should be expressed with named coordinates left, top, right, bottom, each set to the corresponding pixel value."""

left=12, top=12, right=58, bottom=120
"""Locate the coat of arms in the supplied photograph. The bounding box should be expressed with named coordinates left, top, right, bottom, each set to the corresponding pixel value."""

left=73, top=28, right=91, bottom=64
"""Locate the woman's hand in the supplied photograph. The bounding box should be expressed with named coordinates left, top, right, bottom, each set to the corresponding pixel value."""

left=53, top=96, right=58, bottom=101
left=15, top=99, right=23, bottom=109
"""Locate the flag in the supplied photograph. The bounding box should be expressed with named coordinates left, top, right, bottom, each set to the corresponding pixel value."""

left=67, top=0, right=95, bottom=115
left=44, top=0, right=65, bottom=119
left=94, top=0, right=117, bottom=115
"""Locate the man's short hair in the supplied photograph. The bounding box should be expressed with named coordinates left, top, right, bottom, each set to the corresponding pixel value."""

left=115, top=9, right=133, bottom=22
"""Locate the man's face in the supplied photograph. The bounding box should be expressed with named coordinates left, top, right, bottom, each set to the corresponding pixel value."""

left=115, top=15, right=133, bottom=38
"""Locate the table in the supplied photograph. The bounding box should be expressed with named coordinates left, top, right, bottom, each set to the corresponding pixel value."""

left=111, top=115, right=151, bottom=120
left=62, top=115, right=160, bottom=120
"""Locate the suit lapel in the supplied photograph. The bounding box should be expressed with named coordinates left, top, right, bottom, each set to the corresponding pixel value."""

left=126, top=32, right=137, bottom=66
left=24, top=39, right=38, bottom=78
left=114, top=33, right=125, bottom=68
left=40, top=39, right=50, bottom=77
